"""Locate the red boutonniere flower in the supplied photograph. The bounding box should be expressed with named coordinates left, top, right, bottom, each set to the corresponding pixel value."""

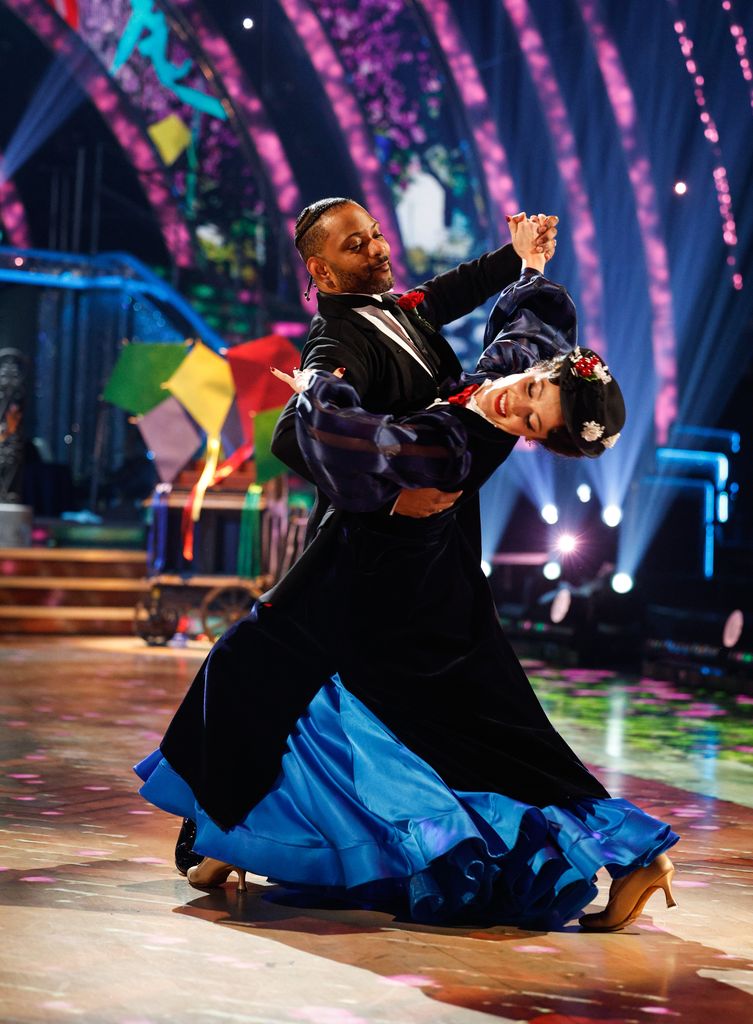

left=397, top=290, right=425, bottom=310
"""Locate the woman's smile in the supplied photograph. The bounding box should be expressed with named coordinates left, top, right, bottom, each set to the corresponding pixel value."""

left=475, top=372, right=565, bottom=439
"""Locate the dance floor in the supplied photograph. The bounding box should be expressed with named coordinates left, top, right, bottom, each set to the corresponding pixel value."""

left=1, top=637, right=752, bottom=1024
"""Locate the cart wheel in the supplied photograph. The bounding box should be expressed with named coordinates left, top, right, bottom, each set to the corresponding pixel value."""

left=134, top=596, right=179, bottom=647
left=200, top=580, right=264, bottom=641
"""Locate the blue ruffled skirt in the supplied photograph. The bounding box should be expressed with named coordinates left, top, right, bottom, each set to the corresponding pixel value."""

left=135, top=676, right=678, bottom=927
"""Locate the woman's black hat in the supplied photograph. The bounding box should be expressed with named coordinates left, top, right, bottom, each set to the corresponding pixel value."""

left=556, top=347, right=625, bottom=458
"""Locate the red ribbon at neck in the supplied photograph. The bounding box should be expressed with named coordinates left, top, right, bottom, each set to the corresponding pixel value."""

left=447, top=383, right=481, bottom=407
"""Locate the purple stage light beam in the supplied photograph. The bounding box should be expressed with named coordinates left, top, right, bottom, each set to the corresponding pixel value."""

left=277, top=0, right=408, bottom=286
left=0, top=171, right=32, bottom=248
left=578, top=0, right=678, bottom=445
left=669, top=5, right=742, bottom=291
left=6, top=0, right=194, bottom=267
left=166, top=0, right=307, bottom=296
left=501, top=0, right=606, bottom=355
left=415, top=0, right=519, bottom=232
left=510, top=442, right=556, bottom=520
left=0, top=53, right=86, bottom=183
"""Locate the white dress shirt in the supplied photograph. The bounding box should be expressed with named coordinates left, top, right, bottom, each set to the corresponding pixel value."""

left=352, top=294, right=434, bottom=378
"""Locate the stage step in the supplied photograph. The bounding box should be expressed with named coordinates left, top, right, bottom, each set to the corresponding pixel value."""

left=0, top=576, right=149, bottom=608
left=0, top=547, right=147, bottom=579
left=0, top=606, right=137, bottom=635
left=0, top=547, right=148, bottom=635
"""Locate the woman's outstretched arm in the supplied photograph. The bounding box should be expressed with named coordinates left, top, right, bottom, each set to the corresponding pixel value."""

left=272, top=369, right=471, bottom=513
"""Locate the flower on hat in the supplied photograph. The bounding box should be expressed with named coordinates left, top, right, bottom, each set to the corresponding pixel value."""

left=581, top=420, right=604, bottom=442
left=397, top=290, right=426, bottom=310
left=571, top=352, right=610, bottom=382
left=602, top=432, right=621, bottom=449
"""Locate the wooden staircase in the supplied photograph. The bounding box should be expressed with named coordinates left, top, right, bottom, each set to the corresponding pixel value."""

left=0, top=548, right=148, bottom=635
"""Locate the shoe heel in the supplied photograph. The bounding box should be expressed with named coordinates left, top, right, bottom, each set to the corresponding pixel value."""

left=187, top=857, right=247, bottom=893
left=661, top=874, right=677, bottom=909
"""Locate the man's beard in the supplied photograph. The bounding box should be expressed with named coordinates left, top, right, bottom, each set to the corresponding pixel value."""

left=330, top=261, right=394, bottom=295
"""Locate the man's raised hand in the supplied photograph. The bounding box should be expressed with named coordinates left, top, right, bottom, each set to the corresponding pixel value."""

left=532, top=213, right=558, bottom=261
left=507, top=212, right=558, bottom=262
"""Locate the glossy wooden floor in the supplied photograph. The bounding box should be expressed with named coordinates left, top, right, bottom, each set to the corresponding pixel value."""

left=1, top=637, right=752, bottom=1024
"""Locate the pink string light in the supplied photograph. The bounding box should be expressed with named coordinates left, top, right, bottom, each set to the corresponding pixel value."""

left=501, top=0, right=606, bottom=356
left=577, top=0, right=678, bottom=444
left=0, top=171, right=32, bottom=248
left=414, top=0, right=519, bottom=232
left=278, top=0, right=408, bottom=286
left=721, top=0, right=753, bottom=108
left=668, top=2, right=741, bottom=290
left=722, top=0, right=751, bottom=307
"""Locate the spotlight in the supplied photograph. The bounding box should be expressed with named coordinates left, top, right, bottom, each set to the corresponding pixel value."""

left=543, top=561, right=561, bottom=580
left=481, top=559, right=492, bottom=578
left=576, top=483, right=591, bottom=503
left=722, top=609, right=744, bottom=648
left=13, top=256, right=24, bottom=267
left=550, top=587, right=572, bottom=624
left=557, top=533, right=577, bottom=555
left=717, top=492, right=729, bottom=523
left=242, top=16, right=254, bottom=29
left=602, top=504, right=623, bottom=527
left=612, top=572, right=633, bottom=594
left=674, top=181, right=687, bottom=195
left=541, top=503, right=559, bottom=525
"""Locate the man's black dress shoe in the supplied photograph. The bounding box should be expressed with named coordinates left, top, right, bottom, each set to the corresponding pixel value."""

left=175, top=817, right=203, bottom=875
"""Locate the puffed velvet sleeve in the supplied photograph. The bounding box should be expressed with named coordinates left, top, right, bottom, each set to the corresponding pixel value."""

left=476, top=268, right=577, bottom=375
left=294, top=373, right=472, bottom=513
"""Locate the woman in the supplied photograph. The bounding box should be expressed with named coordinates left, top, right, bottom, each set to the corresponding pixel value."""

left=135, top=220, right=678, bottom=932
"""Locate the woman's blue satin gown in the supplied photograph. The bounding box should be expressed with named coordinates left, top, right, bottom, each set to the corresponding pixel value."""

left=136, top=674, right=677, bottom=927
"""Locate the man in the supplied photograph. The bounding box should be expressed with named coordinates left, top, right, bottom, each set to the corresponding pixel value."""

left=272, top=197, right=557, bottom=544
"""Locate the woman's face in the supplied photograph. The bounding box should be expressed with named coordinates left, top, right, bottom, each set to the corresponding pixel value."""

left=474, top=371, right=565, bottom=439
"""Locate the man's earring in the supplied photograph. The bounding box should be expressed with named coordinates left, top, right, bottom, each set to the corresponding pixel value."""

left=304, top=274, right=314, bottom=301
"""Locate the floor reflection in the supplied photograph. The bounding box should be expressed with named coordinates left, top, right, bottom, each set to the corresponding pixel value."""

left=1, top=637, right=752, bottom=1023
left=524, top=661, right=753, bottom=805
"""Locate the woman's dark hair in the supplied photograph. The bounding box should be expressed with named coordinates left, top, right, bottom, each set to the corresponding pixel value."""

left=540, top=424, right=583, bottom=458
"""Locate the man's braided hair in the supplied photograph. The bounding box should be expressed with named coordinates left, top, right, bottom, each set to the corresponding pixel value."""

left=294, top=197, right=356, bottom=261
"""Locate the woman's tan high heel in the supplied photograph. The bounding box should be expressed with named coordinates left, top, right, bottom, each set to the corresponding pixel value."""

left=579, top=853, right=677, bottom=932
left=186, top=857, right=247, bottom=893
